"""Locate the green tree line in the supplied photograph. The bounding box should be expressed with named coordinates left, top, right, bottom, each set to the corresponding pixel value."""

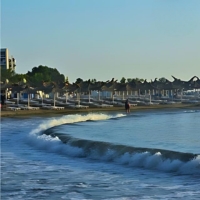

left=0, top=65, right=65, bottom=86
left=1, top=65, right=167, bottom=85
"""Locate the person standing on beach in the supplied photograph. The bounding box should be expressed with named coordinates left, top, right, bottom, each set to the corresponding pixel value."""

left=1, top=93, right=5, bottom=105
left=125, top=99, right=130, bottom=113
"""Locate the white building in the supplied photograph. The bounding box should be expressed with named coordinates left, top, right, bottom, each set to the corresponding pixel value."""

left=0, top=48, right=16, bottom=71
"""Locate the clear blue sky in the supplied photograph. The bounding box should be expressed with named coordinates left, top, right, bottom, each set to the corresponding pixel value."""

left=1, top=0, right=200, bottom=82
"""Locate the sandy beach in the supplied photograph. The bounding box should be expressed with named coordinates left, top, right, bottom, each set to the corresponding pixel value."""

left=1, top=103, right=200, bottom=118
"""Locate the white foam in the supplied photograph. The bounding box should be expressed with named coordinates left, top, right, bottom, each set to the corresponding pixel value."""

left=115, top=152, right=200, bottom=174
left=27, top=113, right=125, bottom=158
left=30, top=113, right=125, bottom=135
left=179, top=155, right=200, bottom=174
left=27, top=133, right=84, bottom=157
left=183, top=110, right=199, bottom=113
left=26, top=131, right=200, bottom=174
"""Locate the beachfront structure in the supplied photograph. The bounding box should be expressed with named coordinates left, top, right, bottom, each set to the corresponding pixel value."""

left=1, top=76, right=199, bottom=109
left=0, top=48, right=16, bottom=71
left=1, top=76, right=200, bottom=100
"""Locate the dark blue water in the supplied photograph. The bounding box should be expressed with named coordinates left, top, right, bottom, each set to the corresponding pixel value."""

left=1, top=109, right=200, bottom=199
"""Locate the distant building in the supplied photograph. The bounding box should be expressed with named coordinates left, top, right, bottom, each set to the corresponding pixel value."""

left=0, top=48, right=16, bottom=71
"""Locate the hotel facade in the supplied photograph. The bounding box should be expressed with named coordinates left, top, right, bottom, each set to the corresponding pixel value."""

left=0, top=48, right=16, bottom=71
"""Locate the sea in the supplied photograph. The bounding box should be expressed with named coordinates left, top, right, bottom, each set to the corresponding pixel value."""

left=1, top=108, right=200, bottom=200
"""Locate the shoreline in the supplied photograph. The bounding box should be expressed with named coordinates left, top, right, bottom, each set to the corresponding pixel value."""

left=1, top=103, right=200, bottom=118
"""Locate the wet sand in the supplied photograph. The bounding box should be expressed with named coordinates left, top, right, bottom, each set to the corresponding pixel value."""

left=1, top=103, right=200, bottom=118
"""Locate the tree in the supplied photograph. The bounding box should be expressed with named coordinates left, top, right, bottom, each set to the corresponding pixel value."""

left=133, top=78, right=144, bottom=83
left=75, top=78, right=83, bottom=84
left=159, top=77, right=167, bottom=82
left=9, top=74, right=28, bottom=84
left=120, top=77, right=126, bottom=83
left=65, top=76, right=69, bottom=83
left=26, top=65, right=65, bottom=86
left=127, top=78, right=133, bottom=83
left=91, top=79, right=97, bottom=83
left=0, top=68, right=14, bottom=82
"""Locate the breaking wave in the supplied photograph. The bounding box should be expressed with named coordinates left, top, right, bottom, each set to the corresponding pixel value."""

left=27, top=113, right=200, bottom=175
left=30, top=113, right=125, bottom=135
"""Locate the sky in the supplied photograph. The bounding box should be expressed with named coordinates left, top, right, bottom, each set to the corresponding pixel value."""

left=1, top=0, right=200, bottom=83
